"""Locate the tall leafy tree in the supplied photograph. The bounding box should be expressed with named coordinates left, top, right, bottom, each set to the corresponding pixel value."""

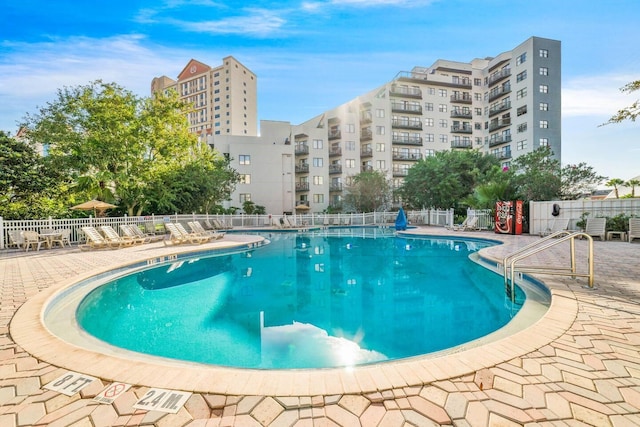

left=22, top=81, right=234, bottom=215
left=343, top=170, right=391, bottom=212
left=625, top=179, right=640, bottom=197
left=606, top=178, right=625, bottom=199
left=398, top=150, right=500, bottom=210
left=560, top=163, right=607, bottom=200
left=509, top=146, right=562, bottom=201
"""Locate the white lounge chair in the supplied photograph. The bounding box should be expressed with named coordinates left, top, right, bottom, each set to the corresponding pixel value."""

left=80, top=226, right=115, bottom=250
left=629, top=218, right=640, bottom=243
left=188, top=221, right=224, bottom=239
left=540, top=218, right=569, bottom=237
left=446, top=217, right=468, bottom=231
left=584, top=217, right=606, bottom=241
left=99, top=225, right=136, bottom=247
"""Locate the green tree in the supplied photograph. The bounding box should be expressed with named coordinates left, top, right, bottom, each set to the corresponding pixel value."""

left=343, top=170, right=391, bottom=212
left=510, top=146, right=562, bottom=201
left=606, top=178, right=625, bottom=199
left=398, top=150, right=500, bottom=210
left=624, top=179, right=640, bottom=198
left=23, top=80, right=233, bottom=216
left=560, top=163, right=607, bottom=200
left=242, top=200, right=257, bottom=214
left=463, top=166, right=518, bottom=209
left=603, top=80, right=640, bottom=124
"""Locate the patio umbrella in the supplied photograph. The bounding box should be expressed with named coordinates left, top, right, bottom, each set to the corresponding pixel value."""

left=295, top=204, right=310, bottom=211
left=71, top=199, right=117, bottom=217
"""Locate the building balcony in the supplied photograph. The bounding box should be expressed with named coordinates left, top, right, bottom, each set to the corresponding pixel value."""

left=391, top=120, right=422, bottom=130
left=329, top=183, right=343, bottom=192
left=391, top=103, right=422, bottom=114
left=392, top=169, right=409, bottom=177
left=450, top=94, right=472, bottom=104
left=450, top=110, right=472, bottom=119
left=488, top=85, right=511, bottom=102
left=295, top=182, right=310, bottom=192
left=392, top=136, right=423, bottom=146
left=488, top=68, right=511, bottom=87
left=328, top=130, right=341, bottom=140
left=393, top=153, right=422, bottom=161
left=360, top=112, right=372, bottom=124
left=361, top=165, right=373, bottom=172
left=489, top=101, right=511, bottom=117
left=489, top=118, right=511, bottom=132
left=329, top=164, right=342, bottom=174
left=451, top=125, right=473, bottom=134
left=451, top=140, right=472, bottom=149
left=360, top=147, right=373, bottom=158
left=295, top=164, right=309, bottom=174
left=329, top=147, right=342, bottom=157
left=494, top=150, right=512, bottom=160
left=360, top=129, right=373, bottom=141
left=488, top=135, right=512, bottom=147
left=390, top=86, right=422, bottom=99
left=295, top=145, right=309, bottom=155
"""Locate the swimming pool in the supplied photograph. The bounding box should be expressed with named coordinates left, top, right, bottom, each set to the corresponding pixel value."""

left=73, top=228, right=526, bottom=369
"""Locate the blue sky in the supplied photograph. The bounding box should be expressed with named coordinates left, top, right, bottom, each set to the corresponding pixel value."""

left=1, top=0, right=638, bottom=181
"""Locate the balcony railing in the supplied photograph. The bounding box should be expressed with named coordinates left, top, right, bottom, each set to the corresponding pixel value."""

left=391, top=103, right=422, bottom=114
left=295, top=164, right=309, bottom=173
left=488, top=84, right=511, bottom=102
left=329, top=183, right=343, bottom=192
left=360, top=147, right=373, bottom=157
left=328, top=130, right=341, bottom=140
left=329, top=147, right=342, bottom=157
left=295, top=182, right=310, bottom=192
left=450, top=110, right=472, bottom=119
left=329, top=164, right=342, bottom=174
left=489, top=135, right=513, bottom=147
left=360, top=129, right=373, bottom=141
left=389, top=86, right=422, bottom=98
left=361, top=165, right=373, bottom=172
left=489, top=118, right=511, bottom=132
left=392, top=169, right=409, bottom=177
left=488, top=68, right=511, bottom=87
left=360, top=112, right=372, bottom=124
left=451, top=140, right=472, bottom=149
left=493, top=151, right=512, bottom=160
left=450, top=94, right=472, bottom=104
left=451, top=125, right=473, bottom=134
left=392, top=136, right=423, bottom=146
left=489, top=101, right=511, bottom=117
left=392, top=153, right=423, bottom=161
left=391, top=120, right=422, bottom=130
left=295, top=145, right=309, bottom=155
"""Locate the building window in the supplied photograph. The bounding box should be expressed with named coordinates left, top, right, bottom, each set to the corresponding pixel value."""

left=516, top=88, right=527, bottom=100
left=516, top=140, right=527, bottom=150
left=539, top=49, right=549, bottom=58
left=438, top=104, right=447, bottom=112
left=540, top=67, right=549, bottom=76
left=425, top=102, right=433, bottom=111
left=475, top=93, right=482, bottom=101
left=540, top=120, right=549, bottom=129
left=474, top=122, right=482, bottom=130
left=474, top=78, right=482, bottom=86
left=539, top=137, right=549, bottom=147
left=239, top=155, right=251, bottom=165
left=239, top=193, right=251, bottom=203
left=376, top=160, right=385, bottom=169
left=424, top=133, right=434, bottom=143
left=539, top=85, right=549, bottom=94
left=313, top=176, right=323, bottom=185
left=239, top=174, right=251, bottom=184
left=346, top=159, right=355, bottom=168
left=517, top=105, right=527, bottom=116
left=540, top=102, right=549, bottom=111
left=345, top=141, right=356, bottom=151
left=425, top=118, right=434, bottom=127
left=475, top=107, right=482, bottom=116
left=439, top=89, right=447, bottom=97
left=439, top=134, right=448, bottom=143
left=375, top=109, right=385, bottom=118
left=516, top=70, right=527, bottom=82
left=376, top=143, right=385, bottom=152
left=313, top=158, right=323, bottom=167
left=428, top=87, right=436, bottom=95
left=313, top=194, right=324, bottom=203
left=376, top=126, right=385, bottom=135
left=516, top=52, right=527, bottom=65
left=439, top=119, right=448, bottom=128
left=517, top=123, right=528, bottom=133
left=346, top=124, right=355, bottom=133
left=313, top=139, right=323, bottom=149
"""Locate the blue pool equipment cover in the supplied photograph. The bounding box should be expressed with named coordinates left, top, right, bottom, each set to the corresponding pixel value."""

left=395, top=208, right=407, bottom=231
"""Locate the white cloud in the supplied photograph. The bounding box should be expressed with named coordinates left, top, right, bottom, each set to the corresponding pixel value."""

left=562, top=73, right=639, bottom=118
left=172, top=9, right=287, bottom=36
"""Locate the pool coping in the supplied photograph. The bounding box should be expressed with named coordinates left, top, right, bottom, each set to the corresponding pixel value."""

left=9, top=230, right=578, bottom=397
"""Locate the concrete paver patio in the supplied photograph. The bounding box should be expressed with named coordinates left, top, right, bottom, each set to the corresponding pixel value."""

left=1, top=227, right=639, bottom=426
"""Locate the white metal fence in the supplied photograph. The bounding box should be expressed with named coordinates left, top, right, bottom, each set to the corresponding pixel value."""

left=0, top=209, right=454, bottom=250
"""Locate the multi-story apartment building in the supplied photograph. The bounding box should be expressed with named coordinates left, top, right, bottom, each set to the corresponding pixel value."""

left=153, top=36, right=561, bottom=215
left=151, top=56, right=258, bottom=138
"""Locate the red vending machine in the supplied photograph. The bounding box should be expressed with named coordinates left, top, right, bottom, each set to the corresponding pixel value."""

left=495, top=200, right=523, bottom=235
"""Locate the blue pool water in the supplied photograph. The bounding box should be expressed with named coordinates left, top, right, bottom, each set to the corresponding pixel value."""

left=76, top=229, right=523, bottom=369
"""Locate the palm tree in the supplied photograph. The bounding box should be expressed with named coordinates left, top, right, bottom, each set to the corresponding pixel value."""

left=606, top=178, right=625, bottom=198
left=626, top=179, right=640, bottom=197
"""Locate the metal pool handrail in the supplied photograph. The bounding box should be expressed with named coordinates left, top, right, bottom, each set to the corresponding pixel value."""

left=503, top=231, right=594, bottom=302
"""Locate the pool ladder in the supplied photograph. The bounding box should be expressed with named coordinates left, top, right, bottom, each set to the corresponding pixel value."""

left=503, top=231, right=595, bottom=303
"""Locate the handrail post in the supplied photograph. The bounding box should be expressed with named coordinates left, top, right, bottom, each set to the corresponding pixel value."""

left=570, top=236, right=576, bottom=278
